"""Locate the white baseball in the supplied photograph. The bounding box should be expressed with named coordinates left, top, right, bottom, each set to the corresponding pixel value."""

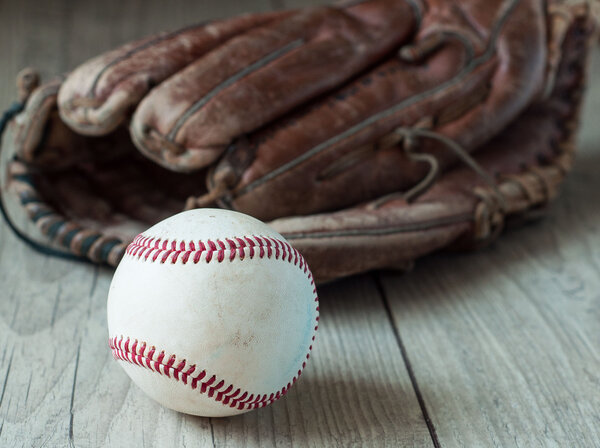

left=107, top=209, right=319, bottom=417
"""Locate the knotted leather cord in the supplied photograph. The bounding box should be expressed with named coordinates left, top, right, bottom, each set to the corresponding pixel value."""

left=371, top=128, right=507, bottom=209
left=184, top=176, right=231, bottom=210
left=184, top=164, right=236, bottom=210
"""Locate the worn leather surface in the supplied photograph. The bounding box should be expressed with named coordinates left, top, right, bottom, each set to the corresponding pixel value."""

left=215, top=0, right=548, bottom=220
left=0, top=0, right=594, bottom=282
left=58, top=11, right=289, bottom=136
left=130, top=0, right=421, bottom=171
left=57, top=0, right=552, bottom=221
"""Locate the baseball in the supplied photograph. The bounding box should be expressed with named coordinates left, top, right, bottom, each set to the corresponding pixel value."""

left=107, top=209, right=319, bottom=417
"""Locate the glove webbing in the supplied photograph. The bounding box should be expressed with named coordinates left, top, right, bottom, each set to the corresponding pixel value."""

left=0, top=101, right=125, bottom=265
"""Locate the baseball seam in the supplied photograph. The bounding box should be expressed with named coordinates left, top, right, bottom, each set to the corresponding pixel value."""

left=110, top=233, right=319, bottom=412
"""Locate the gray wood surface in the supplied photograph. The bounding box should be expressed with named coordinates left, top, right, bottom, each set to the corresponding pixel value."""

left=0, top=1, right=598, bottom=447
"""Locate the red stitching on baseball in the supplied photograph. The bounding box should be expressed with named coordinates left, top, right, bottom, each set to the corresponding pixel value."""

left=125, top=233, right=308, bottom=269
left=116, top=232, right=319, bottom=411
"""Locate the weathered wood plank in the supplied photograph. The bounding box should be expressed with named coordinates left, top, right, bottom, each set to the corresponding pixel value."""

left=209, top=277, right=432, bottom=448
left=379, top=47, right=600, bottom=448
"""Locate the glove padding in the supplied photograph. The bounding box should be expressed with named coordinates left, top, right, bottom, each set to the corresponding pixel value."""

left=0, top=0, right=594, bottom=282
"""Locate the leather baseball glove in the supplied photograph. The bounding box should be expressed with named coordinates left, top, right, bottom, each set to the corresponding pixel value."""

left=0, top=0, right=595, bottom=283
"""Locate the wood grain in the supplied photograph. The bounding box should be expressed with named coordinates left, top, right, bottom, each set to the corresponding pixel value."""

left=208, top=278, right=431, bottom=448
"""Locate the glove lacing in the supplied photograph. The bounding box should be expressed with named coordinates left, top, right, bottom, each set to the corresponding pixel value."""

left=369, top=127, right=507, bottom=211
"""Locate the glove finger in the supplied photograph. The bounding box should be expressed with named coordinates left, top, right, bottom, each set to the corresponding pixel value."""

left=129, top=0, right=422, bottom=172
left=210, top=0, right=560, bottom=221
left=57, top=11, right=288, bottom=136
left=270, top=103, right=576, bottom=284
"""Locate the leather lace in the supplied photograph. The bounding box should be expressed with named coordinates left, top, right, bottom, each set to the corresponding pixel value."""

left=370, top=128, right=507, bottom=210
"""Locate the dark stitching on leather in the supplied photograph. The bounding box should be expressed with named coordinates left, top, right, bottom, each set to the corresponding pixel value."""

left=235, top=0, right=518, bottom=197
left=88, top=22, right=209, bottom=97
left=406, top=0, right=424, bottom=30
left=166, top=39, right=305, bottom=142
left=282, top=213, right=474, bottom=240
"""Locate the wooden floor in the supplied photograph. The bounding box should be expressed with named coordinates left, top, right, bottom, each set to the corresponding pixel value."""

left=0, top=1, right=599, bottom=447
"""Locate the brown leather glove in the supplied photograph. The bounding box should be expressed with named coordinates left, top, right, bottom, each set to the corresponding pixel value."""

left=0, top=0, right=595, bottom=283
